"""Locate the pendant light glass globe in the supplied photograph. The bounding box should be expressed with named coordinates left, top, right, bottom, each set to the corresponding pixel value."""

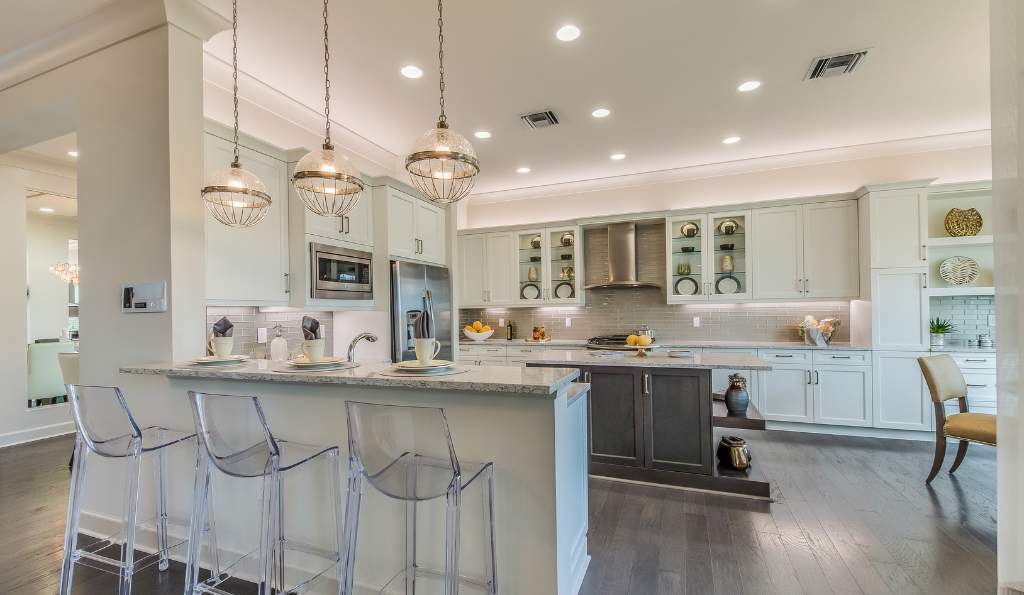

left=202, top=164, right=272, bottom=227
left=293, top=145, right=365, bottom=217
left=405, top=125, right=479, bottom=204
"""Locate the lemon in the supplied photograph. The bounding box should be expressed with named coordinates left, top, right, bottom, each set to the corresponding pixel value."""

left=637, top=335, right=653, bottom=347
left=626, top=334, right=639, bottom=346
left=472, top=321, right=484, bottom=331
left=481, top=325, right=492, bottom=332
left=464, top=325, right=475, bottom=333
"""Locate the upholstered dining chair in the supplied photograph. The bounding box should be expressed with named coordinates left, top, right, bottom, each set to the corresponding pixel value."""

left=918, top=354, right=997, bottom=483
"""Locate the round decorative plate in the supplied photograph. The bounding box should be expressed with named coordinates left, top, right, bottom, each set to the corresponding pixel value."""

left=520, top=283, right=541, bottom=300
left=394, top=359, right=454, bottom=371
left=674, top=276, right=699, bottom=296
left=680, top=221, right=700, bottom=238
left=944, top=208, right=983, bottom=237
left=288, top=356, right=348, bottom=368
left=715, top=274, right=741, bottom=294
left=939, top=256, right=980, bottom=286
left=554, top=281, right=575, bottom=299
left=191, top=355, right=249, bottom=366
left=717, top=218, right=739, bottom=235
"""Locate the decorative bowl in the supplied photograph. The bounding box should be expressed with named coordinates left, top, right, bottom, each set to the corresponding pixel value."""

left=463, top=328, right=495, bottom=342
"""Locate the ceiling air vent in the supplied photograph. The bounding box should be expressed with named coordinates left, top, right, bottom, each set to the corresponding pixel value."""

left=520, top=110, right=559, bottom=129
left=805, top=49, right=868, bottom=80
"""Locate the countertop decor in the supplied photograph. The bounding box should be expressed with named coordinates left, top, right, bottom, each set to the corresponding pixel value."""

left=944, top=207, right=983, bottom=237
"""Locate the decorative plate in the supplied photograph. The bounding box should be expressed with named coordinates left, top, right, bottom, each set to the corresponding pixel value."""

left=520, top=283, right=541, bottom=300
left=715, top=274, right=742, bottom=294
left=560, top=231, right=575, bottom=247
left=530, top=235, right=542, bottom=248
left=288, top=356, right=347, bottom=368
left=554, top=281, right=575, bottom=299
left=674, top=276, right=699, bottom=296
left=944, top=208, right=983, bottom=237
left=680, top=222, right=700, bottom=238
left=939, top=256, right=980, bottom=286
left=394, top=359, right=454, bottom=371
left=191, top=355, right=249, bottom=366
left=717, top=218, right=739, bottom=235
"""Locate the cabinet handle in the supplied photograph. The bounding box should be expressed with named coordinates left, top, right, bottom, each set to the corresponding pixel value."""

left=283, top=272, right=290, bottom=293
left=922, top=272, right=928, bottom=289
left=921, top=244, right=927, bottom=261
left=643, top=373, right=650, bottom=395
left=965, top=359, right=988, bottom=363
left=806, top=370, right=812, bottom=385
left=814, top=370, right=820, bottom=385
left=966, top=383, right=988, bottom=388
left=345, top=216, right=351, bottom=234
left=584, top=371, right=591, bottom=383
left=774, top=354, right=794, bottom=358
left=804, top=278, right=809, bottom=293
left=831, top=355, right=851, bottom=359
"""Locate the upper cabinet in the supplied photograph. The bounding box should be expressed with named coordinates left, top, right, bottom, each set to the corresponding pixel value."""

left=457, top=231, right=514, bottom=307
left=751, top=206, right=804, bottom=299
left=666, top=211, right=753, bottom=302
left=204, top=133, right=290, bottom=305
left=388, top=187, right=446, bottom=265
left=304, top=190, right=373, bottom=249
left=666, top=215, right=708, bottom=302
left=862, top=186, right=929, bottom=269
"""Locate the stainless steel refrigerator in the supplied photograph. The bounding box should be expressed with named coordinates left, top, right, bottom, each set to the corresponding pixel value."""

left=390, top=260, right=453, bottom=362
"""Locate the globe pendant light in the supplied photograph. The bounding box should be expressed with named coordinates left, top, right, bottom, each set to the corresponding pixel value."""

left=201, top=0, right=272, bottom=228
left=291, top=0, right=365, bottom=217
left=404, top=0, right=480, bottom=204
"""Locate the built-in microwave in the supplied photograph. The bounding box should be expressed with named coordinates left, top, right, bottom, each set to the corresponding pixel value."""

left=309, top=242, right=373, bottom=300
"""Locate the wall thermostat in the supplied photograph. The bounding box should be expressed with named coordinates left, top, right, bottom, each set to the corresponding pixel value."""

left=122, top=281, right=167, bottom=313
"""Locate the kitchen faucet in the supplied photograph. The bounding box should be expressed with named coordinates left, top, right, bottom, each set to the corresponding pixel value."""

left=347, top=332, right=378, bottom=362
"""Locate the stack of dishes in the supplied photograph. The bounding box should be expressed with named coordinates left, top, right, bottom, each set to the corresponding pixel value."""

left=388, top=359, right=457, bottom=376
left=284, top=356, right=356, bottom=372
left=189, top=355, right=249, bottom=367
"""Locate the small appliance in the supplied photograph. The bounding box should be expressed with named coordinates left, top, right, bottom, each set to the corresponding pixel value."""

left=310, top=242, right=372, bottom=300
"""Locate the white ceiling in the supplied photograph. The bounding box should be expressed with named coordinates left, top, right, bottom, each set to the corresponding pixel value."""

left=0, top=0, right=115, bottom=57
left=27, top=192, right=77, bottom=217
left=19, top=134, right=78, bottom=216
left=19, top=133, right=79, bottom=165
left=197, top=0, right=990, bottom=197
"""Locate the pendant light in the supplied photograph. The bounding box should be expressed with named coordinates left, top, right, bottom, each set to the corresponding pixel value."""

left=201, top=0, right=272, bottom=228
left=404, top=0, right=480, bottom=204
left=49, top=262, right=80, bottom=284
left=291, top=0, right=365, bottom=217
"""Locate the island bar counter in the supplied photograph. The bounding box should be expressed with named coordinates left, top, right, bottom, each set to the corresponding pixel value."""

left=112, top=361, right=589, bottom=595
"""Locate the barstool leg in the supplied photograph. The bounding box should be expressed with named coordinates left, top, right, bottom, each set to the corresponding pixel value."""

left=339, top=459, right=364, bottom=595
left=405, top=458, right=418, bottom=595
left=119, top=454, right=142, bottom=595
left=443, top=482, right=462, bottom=595
left=275, top=476, right=286, bottom=594
left=257, top=470, right=280, bottom=595
left=206, top=480, right=222, bottom=580
left=329, top=452, right=344, bottom=595
left=59, top=438, right=88, bottom=595
left=156, top=443, right=170, bottom=572
left=185, top=450, right=211, bottom=595
left=481, top=466, right=497, bottom=595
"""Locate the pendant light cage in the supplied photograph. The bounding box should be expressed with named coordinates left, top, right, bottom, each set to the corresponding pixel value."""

left=201, top=0, right=272, bottom=228
left=49, top=262, right=80, bottom=284
left=292, top=0, right=365, bottom=218
left=404, top=0, right=480, bottom=204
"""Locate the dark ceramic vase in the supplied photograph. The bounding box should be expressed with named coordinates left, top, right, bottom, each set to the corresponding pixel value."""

left=724, top=373, right=749, bottom=415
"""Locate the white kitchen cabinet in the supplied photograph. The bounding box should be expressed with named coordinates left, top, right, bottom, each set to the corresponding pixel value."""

left=708, top=211, right=752, bottom=301
left=870, top=268, right=929, bottom=350
left=387, top=188, right=446, bottom=265
left=457, top=232, right=514, bottom=307
left=813, top=365, right=872, bottom=427
left=416, top=200, right=445, bottom=263
left=864, top=187, right=929, bottom=269
left=872, top=351, right=932, bottom=431
left=666, top=215, right=710, bottom=302
left=204, top=133, right=290, bottom=305
left=803, top=200, right=859, bottom=298
left=513, top=226, right=583, bottom=305
left=751, top=206, right=804, bottom=299
left=758, top=350, right=813, bottom=423
left=304, top=190, right=373, bottom=248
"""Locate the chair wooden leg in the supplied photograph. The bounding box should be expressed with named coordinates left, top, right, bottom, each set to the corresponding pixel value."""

left=948, top=440, right=970, bottom=474
left=926, top=434, right=946, bottom=484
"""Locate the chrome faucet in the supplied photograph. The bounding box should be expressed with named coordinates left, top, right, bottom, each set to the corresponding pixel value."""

left=347, top=332, right=378, bottom=362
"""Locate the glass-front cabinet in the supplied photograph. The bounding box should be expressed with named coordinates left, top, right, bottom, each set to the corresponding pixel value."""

left=514, top=226, right=583, bottom=305
left=666, top=210, right=752, bottom=303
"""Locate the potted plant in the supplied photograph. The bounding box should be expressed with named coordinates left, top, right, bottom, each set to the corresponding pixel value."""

left=929, top=318, right=955, bottom=347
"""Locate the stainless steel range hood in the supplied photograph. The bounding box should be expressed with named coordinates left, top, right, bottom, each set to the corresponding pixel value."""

left=584, top=222, right=662, bottom=290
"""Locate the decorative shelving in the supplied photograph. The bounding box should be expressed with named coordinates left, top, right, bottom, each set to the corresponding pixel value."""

left=927, top=286, right=995, bottom=297
left=927, top=235, right=993, bottom=248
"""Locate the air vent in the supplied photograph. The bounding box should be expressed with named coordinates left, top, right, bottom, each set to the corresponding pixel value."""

left=805, top=49, right=868, bottom=80
left=520, top=110, right=559, bottom=129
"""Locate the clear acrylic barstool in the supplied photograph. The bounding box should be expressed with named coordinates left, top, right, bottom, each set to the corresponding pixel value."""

left=342, top=401, right=497, bottom=595
left=185, top=391, right=344, bottom=595
left=60, top=385, right=199, bottom=595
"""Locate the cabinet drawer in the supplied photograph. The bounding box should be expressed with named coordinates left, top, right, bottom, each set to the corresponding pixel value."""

left=812, top=350, right=871, bottom=366
left=759, top=349, right=811, bottom=363
left=461, top=356, right=508, bottom=366
left=964, top=372, right=997, bottom=403
left=951, top=353, right=997, bottom=370
left=458, top=344, right=507, bottom=356
left=507, top=345, right=543, bottom=356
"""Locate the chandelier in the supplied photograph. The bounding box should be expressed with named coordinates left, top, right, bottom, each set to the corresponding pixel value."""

left=404, top=0, right=480, bottom=204
left=291, top=0, right=365, bottom=217
left=49, top=263, right=80, bottom=284
left=201, top=0, right=272, bottom=228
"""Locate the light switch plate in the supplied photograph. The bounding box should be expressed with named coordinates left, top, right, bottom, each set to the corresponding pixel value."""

left=257, top=327, right=268, bottom=344
left=693, top=316, right=701, bottom=328
left=565, top=317, right=572, bottom=328
left=989, top=315, right=997, bottom=326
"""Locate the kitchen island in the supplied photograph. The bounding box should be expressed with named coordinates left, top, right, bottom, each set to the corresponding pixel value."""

left=112, top=360, right=589, bottom=595
left=527, top=351, right=772, bottom=498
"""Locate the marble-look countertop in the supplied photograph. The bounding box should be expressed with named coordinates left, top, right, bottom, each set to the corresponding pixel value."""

left=926, top=344, right=997, bottom=353
left=525, top=351, right=771, bottom=370
left=120, top=360, right=579, bottom=396
left=473, top=338, right=864, bottom=350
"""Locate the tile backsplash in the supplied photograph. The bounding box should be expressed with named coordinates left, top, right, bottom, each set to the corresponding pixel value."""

left=206, top=307, right=334, bottom=358
left=929, top=295, right=997, bottom=341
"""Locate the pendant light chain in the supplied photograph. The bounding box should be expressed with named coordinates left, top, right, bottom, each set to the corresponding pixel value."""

left=322, top=0, right=332, bottom=149
left=436, top=0, right=447, bottom=128
left=231, top=0, right=241, bottom=167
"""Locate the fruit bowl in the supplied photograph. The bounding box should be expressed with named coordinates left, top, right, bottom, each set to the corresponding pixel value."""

left=463, top=328, right=495, bottom=342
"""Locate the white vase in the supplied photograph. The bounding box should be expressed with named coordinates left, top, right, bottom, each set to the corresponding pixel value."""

left=930, top=333, right=945, bottom=347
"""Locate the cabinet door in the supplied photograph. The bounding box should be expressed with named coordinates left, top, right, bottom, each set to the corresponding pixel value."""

left=204, top=135, right=289, bottom=304
left=416, top=200, right=445, bottom=264
left=872, top=351, right=932, bottom=430
left=708, top=211, right=751, bottom=300
left=586, top=367, right=644, bottom=467
left=666, top=215, right=709, bottom=303
left=751, top=205, right=804, bottom=299
left=643, top=368, right=712, bottom=475
left=869, top=189, right=928, bottom=268
left=759, top=365, right=813, bottom=422
left=804, top=200, right=859, bottom=298
left=813, top=365, right=872, bottom=427
left=546, top=227, right=582, bottom=303
left=304, top=209, right=344, bottom=243
left=514, top=229, right=547, bottom=304
left=343, top=193, right=374, bottom=247
left=484, top=232, right=514, bottom=304
left=388, top=189, right=418, bottom=259
left=458, top=234, right=488, bottom=307
left=871, top=268, right=928, bottom=350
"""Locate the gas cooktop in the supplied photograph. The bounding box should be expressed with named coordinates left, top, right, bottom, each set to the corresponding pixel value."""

left=586, top=335, right=633, bottom=350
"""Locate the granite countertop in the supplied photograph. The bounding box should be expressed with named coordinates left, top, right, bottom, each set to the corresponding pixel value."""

left=120, top=360, right=579, bottom=396
left=474, top=338, right=865, bottom=351
left=525, top=351, right=772, bottom=370
left=926, top=344, right=997, bottom=354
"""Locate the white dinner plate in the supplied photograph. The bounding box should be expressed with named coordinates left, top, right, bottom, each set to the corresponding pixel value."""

left=288, top=356, right=348, bottom=368
left=191, top=355, right=249, bottom=366
left=394, top=359, right=455, bottom=371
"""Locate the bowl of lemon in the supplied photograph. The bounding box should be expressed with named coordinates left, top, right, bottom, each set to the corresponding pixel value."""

left=463, top=321, right=494, bottom=341
left=625, top=333, right=655, bottom=357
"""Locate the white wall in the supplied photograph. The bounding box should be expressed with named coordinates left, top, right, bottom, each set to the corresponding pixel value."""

left=26, top=213, right=77, bottom=341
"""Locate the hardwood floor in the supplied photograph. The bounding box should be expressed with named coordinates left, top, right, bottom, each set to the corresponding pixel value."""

left=0, top=430, right=996, bottom=595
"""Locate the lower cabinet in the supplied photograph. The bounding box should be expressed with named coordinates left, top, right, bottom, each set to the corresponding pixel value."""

left=872, top=351, right=932, bottom=431
left=582, top=366, right=644, bottom=467
left=759, top=360, right=814, bottom=423
left=813, top=365, right=872, bottom=427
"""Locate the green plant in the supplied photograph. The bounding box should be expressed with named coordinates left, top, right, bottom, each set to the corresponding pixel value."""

left=930, top=318, right=956, bottom=335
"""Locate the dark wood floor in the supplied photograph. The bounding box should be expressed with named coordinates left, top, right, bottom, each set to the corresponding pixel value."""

left=0, top=431, right=995, bottom=595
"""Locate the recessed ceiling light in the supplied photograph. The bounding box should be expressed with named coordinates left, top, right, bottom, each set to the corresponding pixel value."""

left=39, top=207, right=55, bottom=213
left=517, top=166, right=531, bottom=174
left=737, top=80, right=761, bottom=92
left=67, top=150, right=78, bottom=157
left=555, top=25, right=581, bottom=42
left=610, top=153, right=626, bottom=160
left=591, top=108, right=610, bottom=118
left=474, top=131, right=491, bottom=139
left=722, top=136, right=742, bottom=144
left=400, top=65, right=423, bottom=79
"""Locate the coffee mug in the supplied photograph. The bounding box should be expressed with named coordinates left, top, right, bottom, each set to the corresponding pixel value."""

left=414, top=338, right=441, bottom=366
left=302, top=338, right=326, bottom=362
left=209, top=336, right=234, bottom=358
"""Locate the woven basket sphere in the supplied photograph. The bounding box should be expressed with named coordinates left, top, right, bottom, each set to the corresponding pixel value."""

left=943, top=208, right=983, bottom=237
left=405, top=126, right=480, bottom=204
left=292, top=147, right=365, bottom=217
left=202, top=165, right=272, bottom=228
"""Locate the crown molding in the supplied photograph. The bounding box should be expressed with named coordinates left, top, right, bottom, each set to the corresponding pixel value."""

left=467, top=130, right=992, bottom=206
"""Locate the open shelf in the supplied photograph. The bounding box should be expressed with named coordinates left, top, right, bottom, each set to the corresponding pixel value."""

left=928, top=286, right=995, bottom=297
left=927, top=235, right=993, bottom=247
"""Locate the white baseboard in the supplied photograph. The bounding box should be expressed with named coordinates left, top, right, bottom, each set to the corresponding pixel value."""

left=765, top=421, right=933, bottom=441
left=0, top=419, right=74, bottom=448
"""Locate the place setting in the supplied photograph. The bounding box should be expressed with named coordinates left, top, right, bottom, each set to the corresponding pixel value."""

left=187, top=317, right=251, bottom=367
left=378, top=294, right=467, bottom=378
left=273, top=316, right=359, bottom=374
